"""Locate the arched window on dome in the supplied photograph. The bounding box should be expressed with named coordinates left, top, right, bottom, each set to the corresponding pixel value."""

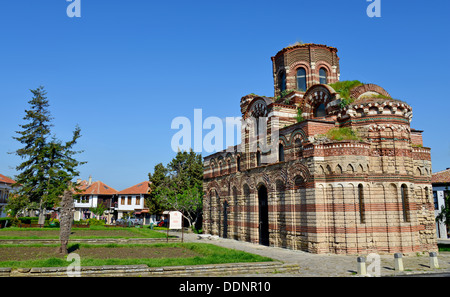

left=319, top=68, right=328, bottom=84
left=279, top=71, right=286, bottom=92
left=296, top=68, right=307, bottom=92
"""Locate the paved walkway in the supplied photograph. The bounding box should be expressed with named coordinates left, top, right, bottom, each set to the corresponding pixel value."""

left=171, top=231, right=450, bottom=277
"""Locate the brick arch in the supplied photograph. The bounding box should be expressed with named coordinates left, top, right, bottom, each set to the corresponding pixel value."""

left=315, top=62, right=334, bottom=83
left=206, top=180, right=222, bottom=197
left=243, top=97, right=272, bottom=119
left=350, top=84, right=391, bottom=99
left=290, top=128, right=307, bottom=145
left=302, top=84, right=336, bottom=119
left=288, top=61, right=312, bottom=90
left=287, top=163, right=311, bottom=188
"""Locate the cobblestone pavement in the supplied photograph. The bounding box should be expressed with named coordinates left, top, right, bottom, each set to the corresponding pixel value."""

left=173, top=231, right=450, bottom=277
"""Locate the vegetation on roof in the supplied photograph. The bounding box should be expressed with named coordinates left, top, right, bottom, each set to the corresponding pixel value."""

left=329, top=80, right=364, bottom=108
left=319, top=127, right=362, bottom=141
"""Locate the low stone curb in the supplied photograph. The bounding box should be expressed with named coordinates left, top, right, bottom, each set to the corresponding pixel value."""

left=1, top=261, right=299, bottom=277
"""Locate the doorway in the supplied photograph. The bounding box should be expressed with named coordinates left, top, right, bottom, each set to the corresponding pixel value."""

left=258, top=185, right=269, bottom=246
left=223, top=201, right=228, bottom=239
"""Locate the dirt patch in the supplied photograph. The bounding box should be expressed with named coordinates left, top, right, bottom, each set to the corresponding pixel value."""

left=0, top=245, right=200, bottom=262
left=0, top=229, right=145, bottom=238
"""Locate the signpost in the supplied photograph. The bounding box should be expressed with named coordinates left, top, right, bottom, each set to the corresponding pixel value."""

left=167, top=211, right=184, bottom=243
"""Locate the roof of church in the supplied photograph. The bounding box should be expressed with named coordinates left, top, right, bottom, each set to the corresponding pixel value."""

left=272, top=43, right=338, bottom=59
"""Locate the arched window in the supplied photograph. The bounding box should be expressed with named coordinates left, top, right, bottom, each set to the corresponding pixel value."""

left=237, top=156, right=241, bottom=172
left=401, top=184, right=410, bottom=222
left=256, top=151, right=261, bottom=167
left=358, top=184, right=365, bottom=224
left=314, top=103, right=326, bottom=117
left=278, top=143, right=285, bottom=162
left=296, top=68, right=307, bottom=92
left=279, top=72, right=286, bottom=92
left=319, top=68, right=328, bottom=84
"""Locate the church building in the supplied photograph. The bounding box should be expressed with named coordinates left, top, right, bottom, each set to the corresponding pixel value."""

left=202, top=43, right=438, bottom=255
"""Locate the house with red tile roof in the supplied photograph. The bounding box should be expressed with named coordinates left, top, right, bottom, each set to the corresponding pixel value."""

left=116, top=181, right=151, bottom=222
left=0, top=174, right=16, bottom=218
left=432, top=168, right=450, bottom=239
left=73, top=176, right=118, bottom=223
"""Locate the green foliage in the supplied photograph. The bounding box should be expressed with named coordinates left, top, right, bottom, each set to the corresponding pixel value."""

left=0, top=243, right=273, bottom=269
left=323, top=127, right=361, bottom=141
left=85, top=218, right=105, bottom=226
left=436, top=185, right=450, bottom=225
left=90, top=203, right=108, bottom=217
left=275, top=89, right=295, bottom=102
left=329, top=80, right=364, bottom=108
left=10, top=86, right=86, bottom=217
left=296, top=108, right=304, bottom=123
left=148, top=149, right=203, bottom=228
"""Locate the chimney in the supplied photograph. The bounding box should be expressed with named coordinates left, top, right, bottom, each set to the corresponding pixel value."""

left=88, top=175, right=92, bottom=186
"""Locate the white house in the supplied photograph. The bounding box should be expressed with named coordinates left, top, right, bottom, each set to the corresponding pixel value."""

left=0, top=174, right=16, bottom=218
left=116, top=181, right=151, bottom=223
left=432, top=168, right=450, bottom=239
left=73, top=176, right=117, bottom=223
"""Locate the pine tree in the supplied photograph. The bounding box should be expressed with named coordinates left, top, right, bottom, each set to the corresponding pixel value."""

left=11, top=86, right=85, bottom=222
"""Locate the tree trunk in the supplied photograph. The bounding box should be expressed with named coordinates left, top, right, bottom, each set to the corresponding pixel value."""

left=38, top=201, right=46, bottom=225
left=58, top=190, right=74, bottom=254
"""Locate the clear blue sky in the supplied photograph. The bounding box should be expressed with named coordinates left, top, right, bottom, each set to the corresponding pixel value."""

left=0, top=0, right=449, bottom=190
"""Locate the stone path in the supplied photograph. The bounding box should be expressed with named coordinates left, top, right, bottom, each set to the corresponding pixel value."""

left=172, top=231, right=450, bottom=277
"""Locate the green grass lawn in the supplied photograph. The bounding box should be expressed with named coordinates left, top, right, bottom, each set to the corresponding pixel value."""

left=0, top=242, right=273, bottom=269
left=0, top=226, right=169, bottom=239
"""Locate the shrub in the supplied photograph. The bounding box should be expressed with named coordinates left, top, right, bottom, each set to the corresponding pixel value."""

left=85, top=218, right=105, bottom=226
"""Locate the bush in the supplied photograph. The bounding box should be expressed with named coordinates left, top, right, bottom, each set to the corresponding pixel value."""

left=85, top=218, right=105, bottom=226
left=0, top=217, right=13, bottom=228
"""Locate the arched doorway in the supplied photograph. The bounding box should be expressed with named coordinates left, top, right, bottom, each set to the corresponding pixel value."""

left=258, top=185, right=269, bottom=246
left=223, top=200, right=229, bottom=239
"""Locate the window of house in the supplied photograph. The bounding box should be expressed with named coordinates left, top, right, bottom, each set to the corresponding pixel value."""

left=319, top=68, right=328, bottom=84
left=121, top=196, right=125, bottom=205
left=127, top=196, right=132, bottom=205
left=433, top=191, right=438, bottom=210
left=297, top=68, right=307, bottom=92
left=135, top=196, right=141, bottom=206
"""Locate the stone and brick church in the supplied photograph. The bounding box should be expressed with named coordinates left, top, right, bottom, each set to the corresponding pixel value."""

left=202, top=43, right=438, bottom=254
